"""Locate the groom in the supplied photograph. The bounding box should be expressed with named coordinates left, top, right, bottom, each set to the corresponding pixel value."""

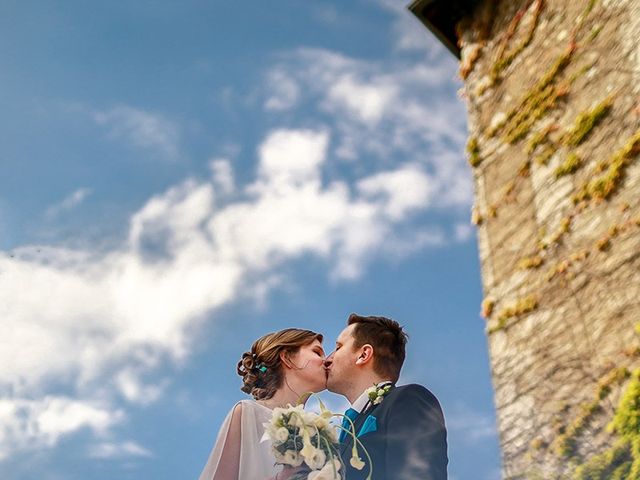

left=324, top=314, right=448, bottom=480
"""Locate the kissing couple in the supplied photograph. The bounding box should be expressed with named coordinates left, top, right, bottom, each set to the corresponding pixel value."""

left=199, top=313, right=448, bottom=480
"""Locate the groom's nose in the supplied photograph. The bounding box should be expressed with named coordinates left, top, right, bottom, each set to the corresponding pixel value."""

left=324, top=353, right=333, bottom=368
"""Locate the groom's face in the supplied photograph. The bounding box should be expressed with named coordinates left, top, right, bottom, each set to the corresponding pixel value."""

left=324, top=324, right=358, bottom=394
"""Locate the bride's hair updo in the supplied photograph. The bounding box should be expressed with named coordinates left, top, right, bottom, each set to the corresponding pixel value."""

left=237, top=328, right=322, bottom=400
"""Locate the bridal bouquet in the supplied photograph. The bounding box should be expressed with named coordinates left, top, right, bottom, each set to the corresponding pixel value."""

left=261, top=399, right=370, bottom=480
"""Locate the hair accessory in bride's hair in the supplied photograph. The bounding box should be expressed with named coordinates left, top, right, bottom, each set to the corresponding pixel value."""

left=251, top=352, right=267, bottom=373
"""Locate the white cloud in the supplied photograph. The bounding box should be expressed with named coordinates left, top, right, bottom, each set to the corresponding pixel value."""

left=0, top=126, right=461, bottom=459
left=89, top=440, right=152, bottom=459
left=255, top=129, right=329, bottom=189
left=264, top=69, right=301, bottom=111
left=45, top=188, right=92, bottom=218
left=357, top=164, right=434, bottom=220
left=261, top=47, right=472, bottom=208
left=93, top=105, right=180, bottom=159
left=209, top=158, right=235, bottom=195
left=325, top=74, right=398, bottom=125
left=1, top=9, right=473, bottom=461
left=447, top=405, right=498, bottom=444
left=0, top=397, right=121, bottom=460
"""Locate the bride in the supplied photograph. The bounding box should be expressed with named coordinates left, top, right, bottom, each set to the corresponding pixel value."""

left=199, top=328, right=327, bottom=480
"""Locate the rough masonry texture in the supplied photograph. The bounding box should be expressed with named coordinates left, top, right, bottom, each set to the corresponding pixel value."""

left=453, top=0, right=640, bottom=478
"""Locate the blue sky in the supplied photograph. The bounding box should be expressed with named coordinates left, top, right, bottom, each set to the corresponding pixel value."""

left=0, top=1, right=501, bottom=479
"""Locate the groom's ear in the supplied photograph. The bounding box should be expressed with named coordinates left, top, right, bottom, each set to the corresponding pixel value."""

left=355, top=344, right=374, bottom=365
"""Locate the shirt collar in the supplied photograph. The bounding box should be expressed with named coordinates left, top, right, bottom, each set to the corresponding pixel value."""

left=350, top=380, right=394, bottom=413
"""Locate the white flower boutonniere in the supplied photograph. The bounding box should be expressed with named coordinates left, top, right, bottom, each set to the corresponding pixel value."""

left=366, top=383, right=392, bottom=405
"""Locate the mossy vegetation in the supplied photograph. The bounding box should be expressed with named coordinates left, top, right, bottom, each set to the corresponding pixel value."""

left=518, top=159, right=531, bottom=177
left=471, top=206, right=484, bottom=225
left=481, top=298, right=495, bottom=318
left=504, top=83, right=570, bottom=144
left=540, top=216, right=572, bottom=250
left=572, top=439, right=633, bottom=480
left=526, top=123, right=558, bottom=154
left=467, top=136, right=482, bottom=167
left=489, top=295, right=538, bottom=333
left=534, top=144, right=556, bottom=166
left=491, top=0, right=544, bottom=81
left=554, top=367, right=631, bottom=459
left=563, top=97, right=613, bottom=146
left=573, top=129, right=640, bottom=203
left=555, top=152, right=583, bottom=178
left=518, top=255, right=544, bottom=270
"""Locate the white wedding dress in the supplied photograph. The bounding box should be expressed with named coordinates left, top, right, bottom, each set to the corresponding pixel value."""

left=199, top=399, right=282, bottom=480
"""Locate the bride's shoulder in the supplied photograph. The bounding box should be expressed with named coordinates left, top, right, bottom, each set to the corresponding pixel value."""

left=231, top=399, right=258, bottom=413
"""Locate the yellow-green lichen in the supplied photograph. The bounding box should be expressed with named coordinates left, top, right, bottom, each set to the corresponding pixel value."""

left=546, top=259, right=570, bottom=282
left=596, top=236, right=611, bottom=251
left=530, top=438, right=546, bottom=451
left=489, top=295, right=538, bottom=333
left=518, top=255, right=544, bottom=270
left=535, top=144, right=556, bottom=165
left=598, top=368, right=631, bottom=400
left=555, top=367, right=632, bottom=460
left=471, top=206, right=484, bottom=225
left=488, top=45, right=574, bottom=141
left=573, top=129, right=640, bottom=203
left=572, top=438, right=632, bottom=480
left=491, top=0, right=544, bottom=81
left=541, top=216, right=572, bottom=249
left=555, top=152, right=583, bottom=178
left=526, top=123, right=558, bottom=154
left=606, top=369, right=640, bottom=477
left=481, top=298, right=495, bottom=318
left=504, top=84, right=569, bottom=144
left=555, top=399, right=602, bottom=457
left=563, top=97, right=613, bottom=147
left=467, top=136, right=482, bottom=167
left=518, top=159, right=531, bottom=177
left=588, top=24, right=603, bottom=41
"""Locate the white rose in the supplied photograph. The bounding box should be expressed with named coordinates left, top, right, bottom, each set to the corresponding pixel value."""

left=304, top=447, right=327, bottom=470
left=283, top=449, right=304, bottom=467
left=275, top=427, right=290, bottom=443
left=303, top=410, right=319, bottom=424
left=289, top=410, right=306, bottom=428
left=300, top=435, right=316, bottom=461
left=273, top=407, right=287, bottom=419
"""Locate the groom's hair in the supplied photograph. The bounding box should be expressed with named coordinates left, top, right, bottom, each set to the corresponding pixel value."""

left=347, top=313, right=408, bottom=381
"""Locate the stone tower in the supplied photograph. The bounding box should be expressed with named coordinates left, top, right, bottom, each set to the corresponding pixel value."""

left=410, top=0, right=640, bottom=478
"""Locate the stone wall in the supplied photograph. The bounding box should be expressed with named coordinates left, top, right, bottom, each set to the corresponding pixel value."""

left=457, top=0, right=640, bottom=477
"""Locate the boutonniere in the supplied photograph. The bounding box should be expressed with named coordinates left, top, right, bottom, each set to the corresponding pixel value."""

left=366, top=383, right=392, bottom=405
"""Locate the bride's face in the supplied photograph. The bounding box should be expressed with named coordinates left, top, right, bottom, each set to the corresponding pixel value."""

left=288, top=339, right=327, bottom=393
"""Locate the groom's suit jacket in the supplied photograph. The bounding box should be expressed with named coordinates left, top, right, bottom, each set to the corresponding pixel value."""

left=339, top=384, right=448, bottom=480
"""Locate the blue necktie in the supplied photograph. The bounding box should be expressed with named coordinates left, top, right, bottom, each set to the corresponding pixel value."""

left=339, top=407, right=359, bottom=443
